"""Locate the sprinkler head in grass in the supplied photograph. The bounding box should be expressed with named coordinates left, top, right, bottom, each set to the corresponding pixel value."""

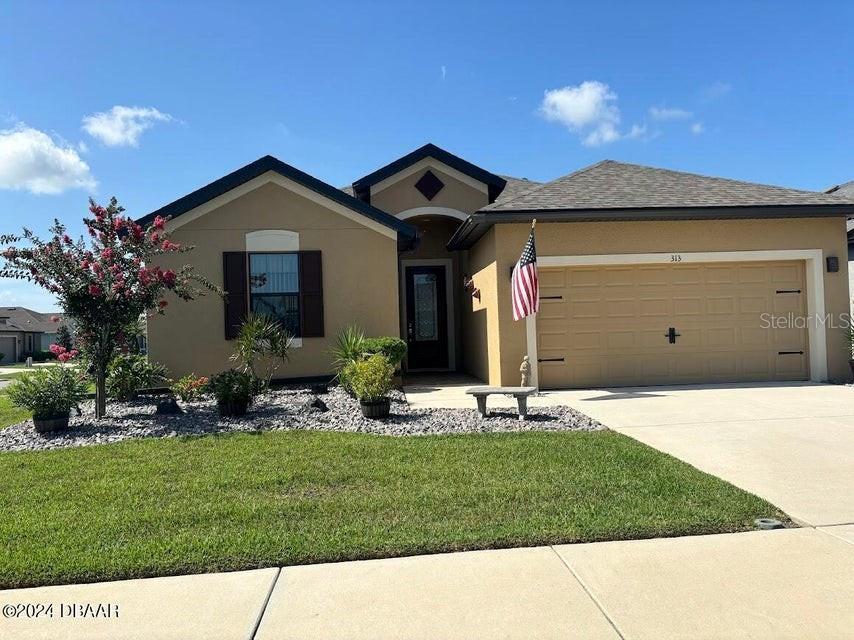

left=754, top=517, right=783, bottom=530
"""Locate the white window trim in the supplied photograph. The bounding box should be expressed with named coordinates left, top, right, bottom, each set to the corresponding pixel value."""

left=245, top=229, right=299, bottom=252
left=526, top=249, right=827, bottom=388
left=370, top=158, right=488, bottom=197
left=400, top=258, right=456, bottom=371
left=396, top=206, right=468, bottom=222
left=164, top=171, right=397, bottom=241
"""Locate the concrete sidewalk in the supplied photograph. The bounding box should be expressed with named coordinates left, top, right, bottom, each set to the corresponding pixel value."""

left=3, top=528, right=853, bottom=639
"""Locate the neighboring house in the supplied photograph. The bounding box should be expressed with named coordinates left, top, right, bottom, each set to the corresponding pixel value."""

left=825, top=180, right=854, bottom=310
left=0, top=307, right=64, bottom=364
left=143, top=144, right=854, bottom=388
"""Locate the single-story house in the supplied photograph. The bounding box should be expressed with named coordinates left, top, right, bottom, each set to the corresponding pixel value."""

left=143, top=144, right=854, bottom=388
left=0, top=307, right=65, bottom=363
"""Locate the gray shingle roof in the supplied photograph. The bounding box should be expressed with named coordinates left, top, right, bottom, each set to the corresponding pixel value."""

left=494, top=176, right=543, bottom=204
left=0, top=307, right=64, bottom=333
left=483, top=160, right=854, bottom=212
left=828, top=180, right=854, bottom=198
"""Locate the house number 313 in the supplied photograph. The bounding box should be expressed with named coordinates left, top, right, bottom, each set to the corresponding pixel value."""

left=670, top=254, right=683, bottom=262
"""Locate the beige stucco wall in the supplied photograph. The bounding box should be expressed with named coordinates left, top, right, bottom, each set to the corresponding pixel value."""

left=148, top=181, right=400, bottom=379
left=466, top=217, right=850, bottom=385
left=460, top=228, right=500, bottom=382
left=369, top=165, right=489, bottom=215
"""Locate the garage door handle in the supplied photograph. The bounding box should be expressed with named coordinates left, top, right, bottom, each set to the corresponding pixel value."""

left=537, top=357, right=565, bottom=362
left=664, top=327, right=681, bottom=344
left=777, top=351, right=804, bottom=355
left=775, top=289, right=801, bottom=294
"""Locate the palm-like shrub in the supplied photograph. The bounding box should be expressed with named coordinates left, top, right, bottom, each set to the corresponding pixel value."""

left=107, top=354, right=167, bottom=401
left=230, top=314, right=292, bottom=389
left=330, top=325, right=365, bottom=370
left=8, top=367, right=89, bottom=420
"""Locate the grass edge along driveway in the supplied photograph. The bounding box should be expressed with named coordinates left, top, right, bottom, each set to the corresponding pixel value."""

left=0, top=429, right=785, bottom=589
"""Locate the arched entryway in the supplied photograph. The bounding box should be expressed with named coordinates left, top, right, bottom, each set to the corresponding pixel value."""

left=397, top=208, right=467, bottom=371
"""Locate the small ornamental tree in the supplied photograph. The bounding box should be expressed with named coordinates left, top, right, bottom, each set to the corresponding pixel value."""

left=0, top=197, right=218, bottom=418
left=55, top=323, right=74, bottom=351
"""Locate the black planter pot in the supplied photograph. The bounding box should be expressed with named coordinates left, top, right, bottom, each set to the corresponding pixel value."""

left=218, top=399, right=249, bottom=417
left=33, top=414, right=70, bottom=433
left=360, top=397, right=390, bottom=420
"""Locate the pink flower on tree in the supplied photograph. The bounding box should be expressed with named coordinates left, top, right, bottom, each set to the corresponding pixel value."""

left=57, top=349, right=78, bottom=363
left=49, top=343, right=66, bottom=357
left=0, top=196, right=218, bottom=418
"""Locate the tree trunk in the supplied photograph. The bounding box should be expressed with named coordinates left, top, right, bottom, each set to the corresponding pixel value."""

left=95, top=370, right=107, bottom=419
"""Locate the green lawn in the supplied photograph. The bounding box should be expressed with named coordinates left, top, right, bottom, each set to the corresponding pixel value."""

left=0, top=392, right=31, bottom=428
left=0, top=429, right=784, bottom=589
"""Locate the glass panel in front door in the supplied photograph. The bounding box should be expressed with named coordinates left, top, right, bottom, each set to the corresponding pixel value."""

left=413, top=273, right=439, bottom=341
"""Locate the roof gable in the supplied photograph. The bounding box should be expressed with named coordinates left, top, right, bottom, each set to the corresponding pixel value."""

left=484, top=160, right=854, bottom=212
left=137, top=156, right=417, bottom=248
left=351, top=143, right=507, bottom=203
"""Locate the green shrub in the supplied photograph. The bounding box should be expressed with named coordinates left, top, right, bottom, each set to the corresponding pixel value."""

left=7, top=367, right=88, bottom=419
left=170, top=374, right=209, bottom=402
left=344, top=354, right=395, bottom=402
left=206, top=369, right=254, bottom=407
left=361, top=336, right=406, bottom=369
left=106, top=354, right=168, bottom=401
left=21, top=350, right=57, bottom=363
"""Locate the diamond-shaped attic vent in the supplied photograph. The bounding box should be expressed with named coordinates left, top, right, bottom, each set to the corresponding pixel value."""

left=414, top=170, right=444, bottom=200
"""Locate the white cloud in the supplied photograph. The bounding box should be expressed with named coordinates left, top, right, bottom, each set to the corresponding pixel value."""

left=82, top=105, right=172, bottom=147
left=691, top=122, right=705, bottom=135
left=540, top=81, right=643, bottom=147
left=649, top=106, right=692, bottom=120
left=0, top=125, right=96, bottom=195
left=441, top=65, right=447, bottom=80
left=626, top=124, right=648, bottom=139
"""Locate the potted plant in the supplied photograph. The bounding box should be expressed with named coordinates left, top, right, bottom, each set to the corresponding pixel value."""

left=344, top=353, right=395, bottom=419
left=206, top=369, right=254, bottom=416
left=7, top=349, right=88, bottom=433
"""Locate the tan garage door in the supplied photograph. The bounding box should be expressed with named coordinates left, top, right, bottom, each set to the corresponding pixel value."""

left=536, top=260, right=808, bottom=389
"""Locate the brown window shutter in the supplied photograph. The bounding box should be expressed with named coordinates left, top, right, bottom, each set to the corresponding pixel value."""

left=299, top=251, right=324, bottom=337
left=223, top=252, right=248, bottom=340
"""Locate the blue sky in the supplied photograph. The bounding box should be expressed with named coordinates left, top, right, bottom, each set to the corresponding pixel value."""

left=1, top=1, right=852, bottom=310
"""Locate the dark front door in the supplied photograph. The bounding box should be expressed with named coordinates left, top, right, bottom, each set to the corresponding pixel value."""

left=405, top=265, right=448, bottom=369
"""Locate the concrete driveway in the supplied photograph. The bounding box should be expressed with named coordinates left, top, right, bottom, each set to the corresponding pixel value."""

left=548, top=382, right=854, bottom=527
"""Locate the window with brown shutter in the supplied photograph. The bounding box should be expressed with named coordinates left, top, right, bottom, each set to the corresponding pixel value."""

left=298, top=251, right=324, bottom=337
left=238, top=250, right=323, bottom=339
left=223, top=252, right=248, bottom=340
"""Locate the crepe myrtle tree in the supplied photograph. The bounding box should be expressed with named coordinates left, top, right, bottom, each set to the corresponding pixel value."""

left=0, top=197, right=219, bottom=418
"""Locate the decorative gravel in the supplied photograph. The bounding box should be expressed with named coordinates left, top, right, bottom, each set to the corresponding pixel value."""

left=0, top=386, right=604, bottom=452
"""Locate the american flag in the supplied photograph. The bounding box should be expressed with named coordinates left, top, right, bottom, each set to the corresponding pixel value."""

left=511, top=226, right=539, bottom=321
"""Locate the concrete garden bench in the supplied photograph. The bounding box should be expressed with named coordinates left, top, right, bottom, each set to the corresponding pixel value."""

left=465, top=386, right=537, bottom=420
